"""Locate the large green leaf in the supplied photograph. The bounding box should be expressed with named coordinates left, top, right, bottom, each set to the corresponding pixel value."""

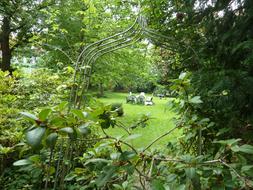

left=78, top=123, right=91, bottom=135
left=13, top=159, right=32, bottom=166
left=189, top=96, right=203, bottom=104
left=185, top=167, right=196, bottom=179
left=72, top=109, right=88, bottom=120
left=39, top=108, right=52, bottom=121
left=84, top=158, right=111, bottom=166
left=231, top=145, right=240, bottom=152
left=46, top=133, right=58, bottom=148
left=26, top=127, right=46, bottom=148
left=59, top=127, right=74, bottom=134
left=239, top=144, right=253, bottom=154
left=214, top=139, right=241, bottom=146
left=20, top=112, right=38, bottom=121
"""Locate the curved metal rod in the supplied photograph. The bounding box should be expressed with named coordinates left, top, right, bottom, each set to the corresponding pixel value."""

left=76, top=17, right=145, bottom=84
left=77, top=32, right=144, bottom=108
left=80, top=16, right=145, bottom=66
left=86, top=29, right=143, bottom=70
left=75, top=29, right=144, bottom=106
left=74, top=16, right=139, bottom=72
left=79, top=22, right=142, bottom=69
left=142, top=28, right=201, bottom=63
left=69, top=17, right=141, bottom=105
left=74, top=17, right=146, bottom=106
left=83, top=17, right=145, bottom=68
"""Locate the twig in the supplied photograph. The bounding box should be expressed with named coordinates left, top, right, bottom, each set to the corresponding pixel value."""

left=219, top=159, right=245, bottom=183
left=148, top=157, right=154, bottom=178
left=143, top=125, right=179, bottom=152
left=101, top=128, right=138, bottom=154
left=44, top=148, right=54, bottom=190
left=143, top=107, right=189, bottom=152
left=115, top=122, right=131, bottom=135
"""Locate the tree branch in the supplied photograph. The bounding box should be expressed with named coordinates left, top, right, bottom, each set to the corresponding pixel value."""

left=143, top=125, right=179, bottom=152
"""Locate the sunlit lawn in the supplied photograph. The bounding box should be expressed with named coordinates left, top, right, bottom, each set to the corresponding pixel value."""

left=97, top=92, right=180, bottom=149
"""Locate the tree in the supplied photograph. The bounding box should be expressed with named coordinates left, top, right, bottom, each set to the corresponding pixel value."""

left=39, top=0, right=138, bottom=69
left=0, top=0, right=52, bottom=71
left=92, top=44, right=155, bottom=96
left=144, top=0, right=253, bottom=143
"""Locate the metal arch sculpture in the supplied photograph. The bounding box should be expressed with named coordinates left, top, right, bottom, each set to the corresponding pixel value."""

left=69, top=15, right=146, bottom=108
left=69, top=10, right=201, bottom=109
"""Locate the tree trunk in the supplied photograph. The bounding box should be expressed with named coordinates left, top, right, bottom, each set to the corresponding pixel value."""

left=0, top=17, right=11, bottom=71
left=98, top=82, right=104, bottom=97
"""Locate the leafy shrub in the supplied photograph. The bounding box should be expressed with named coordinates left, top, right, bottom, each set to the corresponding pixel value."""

left=7, top=96, right=253, bottom=189
left=0, top=68, right=72, bottom=180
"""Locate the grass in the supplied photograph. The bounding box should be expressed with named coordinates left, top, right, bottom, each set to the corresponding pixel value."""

left=97, top=92, right=180, bottom=149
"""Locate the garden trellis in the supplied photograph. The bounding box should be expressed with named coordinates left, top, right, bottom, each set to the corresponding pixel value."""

left=69, top=10, right=200, bottom=109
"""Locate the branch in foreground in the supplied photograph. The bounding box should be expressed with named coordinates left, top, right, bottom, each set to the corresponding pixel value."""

left=143, top=125, right=179, bottom=152
left=148, top=155, right=252, bottom=188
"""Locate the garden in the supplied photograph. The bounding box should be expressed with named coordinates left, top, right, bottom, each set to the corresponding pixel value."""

left=1, top=0, right=253, bottom=190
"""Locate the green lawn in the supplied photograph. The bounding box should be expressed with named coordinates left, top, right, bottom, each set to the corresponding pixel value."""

left=97, top=92, right=180, bottom=149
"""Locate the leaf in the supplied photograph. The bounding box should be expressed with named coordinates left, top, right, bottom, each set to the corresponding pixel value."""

left=46, top=133, right=58, bottom=148
left=166, top=174, right=177, bottom=183
left=55, top=101, right=68, bottom=111
left=124, top=134, right=142, bottom=141
left=179, top=72, right=187, bottom=80
left=151, top=179, right=165, bottom=190
left=13, top=159, right=32, bottom=166
left=122, top=181, right=128, bottom=189
left=214, top=139, right=241, bottom=146
left=84, top=158, right=111, bottom=166
left=72, top=109, right=88, bottom=120
left=50, top=117, right=65, bottom=126
left=39, top=108, right=52, bottom=121
left=241, top=165, right=253, bottom=172
left=232, top=40, right=253, bottom=54
left=216, top=128, right=230, bottom=136
left=239, top=144, right=253, bottom=154
left=78, top=124, right=91, bottom=135
left=49, top=166, right=55, bottom=175
left=189, top=96, right=203, bottom=104
left=119, top=151, right=136, bottom=161
left=29, top=155, right=41, bottom=162
left=96, top=166, right=117, bottom=187
left=112, top=184, right=122, bottom=189
left=20, top=112, right=38, bottom=121
left=231, top=145, right=240, bottom=152
left=110, top=152, right=120, bottom=160
left=59, top=127, right=74, bottom=134
left=185, top=167, right=196, bottom=179
left=26, top=127, right=46, bottom=148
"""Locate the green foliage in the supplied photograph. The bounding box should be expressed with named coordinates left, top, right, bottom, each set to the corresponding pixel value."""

left=111, top=103, right=124, bottom=117
left=145, top=0, right=253, bottom=142
left=0, top=68, right=71, bottom=179
left=3, top=95, right=252, bottom=189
